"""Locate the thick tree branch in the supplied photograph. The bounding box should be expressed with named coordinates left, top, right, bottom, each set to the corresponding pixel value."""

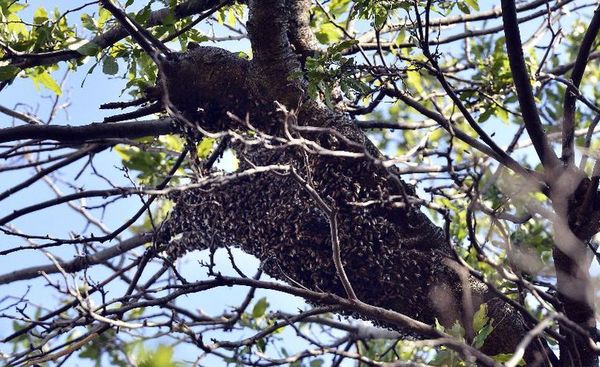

left=104, top=274, right=503, bottom=367
left=0, top=188, right=132, bottom=226
left=163, top=100, right=547, bottom=360
left=290, top=169, right=357, bottom=300
left=161, top=46, right=250, bottom=120
left=287, top=0, right=320, bottom=56
left=1, top=1, right=579, bottom=364
left=562, top=5, right=600, bottom=165
left=501, top=0, right=560, bottom=171
left=0, top=119, right=175, bottom=144
left=355, top=119, right=437, bottom=130
left=246, top=0, right=304, bottom=106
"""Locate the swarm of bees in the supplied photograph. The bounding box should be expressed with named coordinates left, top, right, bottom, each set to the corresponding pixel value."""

left=160, top=95, right=462, bottom=327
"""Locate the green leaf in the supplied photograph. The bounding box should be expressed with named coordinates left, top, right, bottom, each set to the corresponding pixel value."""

left=81, top=13, right=96, bottom=31
left=465, top=0, right=480, bottom=11
left=139, top=345, right=180, bottom=367
left=493, top=353, right=525, bottom=365
left=330, top=39, right=358, bottom=54
left=329, top=0, right=351, bottom=17
left=33, top=7, right=48, bottom=24
left=6, top=13, right=28, bottom=35
left=32, top=26, right=50, bottom=51
left=344, top=78, right=370, bottom=95
left=215, top=8, right=225, bottom=24
left=103, top=56, right=119, bottom=75
left=473, top=323, right=494, bottom=349
left=5, top=2, right=28, bottom=13
left=0, top=65, right=19, bottom=81
left=434, top=318, right=445, bottom=332
left=429, top=349, right=453, bottom=366
left=135, top=5, right=152, bottom=25
left=374, top=9, right=387, bottom=29
left=33, top=71, right=62, bottom=95
left=497, top=106, right=509, bottom=123
left=226, top=8, right=236, bottom=27
left=315, top=23, right=342, bottom=44
left=98, top=7, right=112, bottom=28
left=406, top=69, right=423, bottom=94
left=161, top=135, right=184, bottom=152
left=252, top=297, right=269, bottom=318
left=457, top=2, right=470, bottom=14
left=310, top=359, right=324, bottom=367
left=448, top=320, right=465, bottom=338
left=256, top=338, right=266, bottom=352
left=472, top=303, right=489, bottom=331
left=478, top=106, right=495, bottom=122
left=197, top=137, right=215, bottom=159
left=114, top=145, right=167, bottom=185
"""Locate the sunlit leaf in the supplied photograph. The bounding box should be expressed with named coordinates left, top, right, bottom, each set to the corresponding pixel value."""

left=252, top=297, right=269, bottom=318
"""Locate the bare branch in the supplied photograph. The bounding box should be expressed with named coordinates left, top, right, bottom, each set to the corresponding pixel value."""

left=0, top=105, right=43, bottom=125
left=562, top=5, right=600, bottom=164
left=0, top=233, right=151, bottom=284
left=0, top=119, right=175, bottom=144
left=501, top=0, right=560, bottom=171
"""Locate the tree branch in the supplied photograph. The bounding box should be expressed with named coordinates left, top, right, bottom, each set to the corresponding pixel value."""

left=353, top=0, right=575, bottom=54
left=501, top=0, right=560, bottom=171
left=246, top=0, right=304, bottom=106
left=384, top=0, right=569, bottom=32
left=0, top=119, right=175, bottom=144
left=99, top=0, right=171, bottom=63
left=562, top=5, right=600, bottom=165
left=385, top=88, right=545, bottom=191
left=547, top=51, right=600, bottom=76
left=0, top=144, right=106, bottom=202
left=0, top=233, right=152, bottom=284
left=9, top=0, right=228, bottom=70
left=0, top=104, right=43, bottom=125
left=287, top=0, right=320, bottom=56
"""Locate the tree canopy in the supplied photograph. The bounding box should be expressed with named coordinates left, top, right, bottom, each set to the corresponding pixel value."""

left=1, top=0, right=600, bottom=366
